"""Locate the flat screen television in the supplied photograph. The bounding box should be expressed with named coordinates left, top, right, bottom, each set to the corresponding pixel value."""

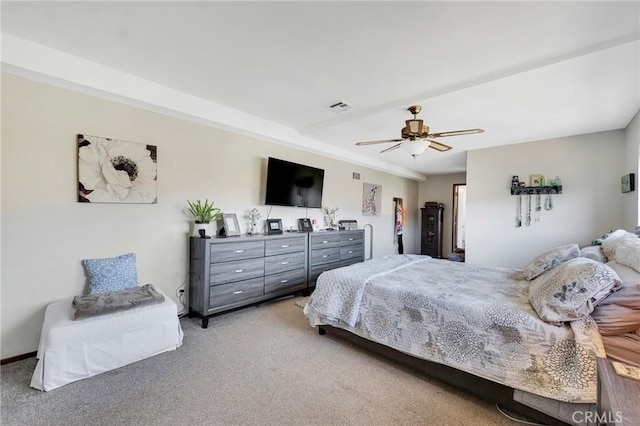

left=265, top=157, right=324, bottom=208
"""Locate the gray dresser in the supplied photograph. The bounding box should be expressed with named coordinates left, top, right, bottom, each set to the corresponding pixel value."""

left=308, top=229, right=365, bottom=288
left=189, top=234, right=308, bottom=328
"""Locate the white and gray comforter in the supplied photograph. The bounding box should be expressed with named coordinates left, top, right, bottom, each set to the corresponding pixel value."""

left=304, top=255, right=606, bottom=403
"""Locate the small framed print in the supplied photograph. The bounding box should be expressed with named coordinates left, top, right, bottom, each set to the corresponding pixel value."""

left=298, top=218, right=313, bottom=233
left=266, top=218, right=283, bottom=235
left=219, top=213, right=241, bottom=237
left=530, top=174, right=544, bottom=187
left=621, top=173, right=635, bottom=193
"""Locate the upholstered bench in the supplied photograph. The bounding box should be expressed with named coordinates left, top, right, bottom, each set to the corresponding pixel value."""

left=30, top=290, right=183, bottom=391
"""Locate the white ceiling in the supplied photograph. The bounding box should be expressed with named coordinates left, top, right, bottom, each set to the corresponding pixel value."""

left=2, top=1, right=639, bottom=179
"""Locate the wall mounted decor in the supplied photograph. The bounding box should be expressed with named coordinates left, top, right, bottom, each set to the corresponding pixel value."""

left=78, top=134, right=157, bottom=203
left=362, top=183, right=381, bottom=216
left=621, top=173, right=635, bottom=193
left=393, top=197, right=404, bottom=254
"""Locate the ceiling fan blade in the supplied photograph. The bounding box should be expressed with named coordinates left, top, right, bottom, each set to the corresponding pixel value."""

left=380, top=143, right=402, bottom=153
left=429, top=128, right=484, bottom=138
left=427, top=140, right=452, bottom=152
left=356, top=138, right=404, bottom=146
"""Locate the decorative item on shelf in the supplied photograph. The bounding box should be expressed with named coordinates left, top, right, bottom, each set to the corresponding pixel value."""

left=338, top=220, right=358, bottom=231
left=530, top=174, right=544, bottom=187
left=621, top=173, right=635, bottom=193
left=187, top=199, right=221, bottom=238
left=218, top=213, right=241, bottom=237
left=511, top=176, right=520, bottom=187
left=322, top=206, right=339, bottom=229
left=247, top=208, right=261, bottom=235
left=297, top=218, right=313, bottom=233
left=266, top=219, right=283, bottom=235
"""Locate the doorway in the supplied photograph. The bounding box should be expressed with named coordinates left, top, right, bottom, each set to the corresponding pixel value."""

left=452, top=184, right=467, bottom=251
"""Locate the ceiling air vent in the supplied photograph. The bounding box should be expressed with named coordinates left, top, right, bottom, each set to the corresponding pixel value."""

left=325, top=100, right=353, bottom=113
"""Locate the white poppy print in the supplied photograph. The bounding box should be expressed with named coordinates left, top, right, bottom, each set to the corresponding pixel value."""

left=78, top=134, right=157, bottom=204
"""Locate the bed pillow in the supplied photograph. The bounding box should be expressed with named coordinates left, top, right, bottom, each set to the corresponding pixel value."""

left=522, top=244, right=580, bottom=280
left=591, top=262, right=640, bottom=335
left=83, top=253, right=137, bottom=295
left=579, top=246, right=607, bottom=263
left=612, top=236, right=640, bottom=273
left=528, top=257, right=622, bottom=325
left=601, top=229, right=638, bottom=262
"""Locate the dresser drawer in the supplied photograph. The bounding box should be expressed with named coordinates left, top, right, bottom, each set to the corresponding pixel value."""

left=309, top=262, right=338, bottom=283
left=340, top=232, right=364, bottom=245
left=209, top=277, right=264, bottom=309
left=210, top=241, right=264, bottom=263
left=310, top=247, right=340, bottom=266
left=265, top=237, right=306, bottom=256
left=310, top=234, right=341, bottom=249
left=340, top=244, right=363, bottom=261
left=265, top=269, right=306, bottom=294
left=265, top=252, right=305, bottom=275
left=210, top=258, right=264, bottom=285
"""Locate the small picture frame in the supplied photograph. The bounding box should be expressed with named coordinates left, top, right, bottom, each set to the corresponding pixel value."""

left=298, top=218, right=313, bottom=233
left=219, top=213, right=241, bottom=237
left=266, top=218, right=283, bottom=235
left=530, top=174, right=544, bottom=187
left=621, top=173, right=635, bottom=193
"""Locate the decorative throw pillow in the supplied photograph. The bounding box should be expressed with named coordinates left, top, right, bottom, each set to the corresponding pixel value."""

left=522, top=244, right=580, bottom=280
left=528, top=257, right=622, bottom=325
left=579, top=246, right=607, bottom=263
left=612, top=236, right=640, bottom=274
left=601, top=229, right=638, bottom=261
left=592, top=262, right=640, bottom=335
left=83, top=253, right=137, bottom=295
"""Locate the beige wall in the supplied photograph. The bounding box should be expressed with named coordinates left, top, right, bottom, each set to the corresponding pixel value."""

left=418, top=172, right=466, bottom=256
left=466, top=130, right=626, bottom=268
left=0, top=74, right=419, bottom=358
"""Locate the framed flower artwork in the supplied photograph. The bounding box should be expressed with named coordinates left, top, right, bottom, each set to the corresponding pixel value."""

left=77, top=134, right=157, bottom=203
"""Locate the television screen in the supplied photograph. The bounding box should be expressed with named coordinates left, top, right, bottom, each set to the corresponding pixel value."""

left=265, top=157, right=324, bottom=208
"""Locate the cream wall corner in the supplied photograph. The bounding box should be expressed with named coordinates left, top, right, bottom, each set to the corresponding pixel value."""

left=465, top=130, right=625, bottom=268
left=0, top=73, right=418, bottom=358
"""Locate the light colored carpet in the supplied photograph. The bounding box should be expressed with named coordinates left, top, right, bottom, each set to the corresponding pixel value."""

left=1, top=296, right=517, bottom=425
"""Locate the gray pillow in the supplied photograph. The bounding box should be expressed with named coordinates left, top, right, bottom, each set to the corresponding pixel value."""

left=579, top=246, right=607, bottom=263
left=528, top=257, right=622, bottom=325
left=522, top=244, right=580, bottom=280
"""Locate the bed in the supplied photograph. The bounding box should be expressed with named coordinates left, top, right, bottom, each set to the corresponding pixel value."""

left=304, top=232, right=640, bottom=425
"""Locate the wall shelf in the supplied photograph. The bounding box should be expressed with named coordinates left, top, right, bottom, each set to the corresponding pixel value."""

left=510, top=185, right=562, bottom=195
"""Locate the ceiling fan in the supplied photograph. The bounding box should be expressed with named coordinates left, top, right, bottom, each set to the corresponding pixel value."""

left=355, top=106, right=484, bottom=157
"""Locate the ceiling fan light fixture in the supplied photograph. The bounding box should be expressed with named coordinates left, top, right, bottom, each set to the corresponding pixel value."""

left=401, top=140, right=428, bottom=157
left=406, top=119, right=423, bottom=134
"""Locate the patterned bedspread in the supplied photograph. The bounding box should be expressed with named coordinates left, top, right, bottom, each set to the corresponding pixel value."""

left=304, top=255, right=606, bottom=403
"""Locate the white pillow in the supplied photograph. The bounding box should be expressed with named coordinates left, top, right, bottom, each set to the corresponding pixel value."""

left=528, top=258, right=622, bottom=325
left=522, top=244, right=580, bottom=281
left=580, top=246, right=607, bottom=263
left=601, top=229, right=638, bottom=261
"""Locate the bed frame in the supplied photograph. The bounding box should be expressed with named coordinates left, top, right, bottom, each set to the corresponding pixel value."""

left=318, top=325, right=597, bottom=426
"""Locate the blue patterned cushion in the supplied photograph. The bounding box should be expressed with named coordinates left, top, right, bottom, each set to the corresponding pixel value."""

left=83, top=253, right=137, bottom=295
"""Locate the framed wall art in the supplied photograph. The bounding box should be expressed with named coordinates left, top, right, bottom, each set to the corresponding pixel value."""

left=621, top=173, right=635, bottom=193
left=362, top=183, right=381, bottom=216
left=77, top=134, right=157, bottom=204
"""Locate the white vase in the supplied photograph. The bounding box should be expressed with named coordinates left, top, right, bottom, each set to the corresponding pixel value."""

left=192, top=222, right=212, bottom=237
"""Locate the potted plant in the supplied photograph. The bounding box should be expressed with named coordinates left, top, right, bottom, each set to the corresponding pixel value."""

left=187, top=199, right=221, bottom=237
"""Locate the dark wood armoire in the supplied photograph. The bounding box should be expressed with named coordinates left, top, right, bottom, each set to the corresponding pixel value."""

left=420, top=203, right=444, bottom=258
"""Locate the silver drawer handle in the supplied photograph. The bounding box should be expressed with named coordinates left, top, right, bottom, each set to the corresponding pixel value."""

left=232, top=290, right=243, bottom=294
left=348, top=238, right=354, bottom=241
left=234, top=269, right=244, bottom=273
left=234, top=250, right=245, bottom=253
left=322, top=254, right=330, bottom=258
left=322, top=240, right=329, bottom=244
left=281, top=245, right=290, bottom=248
left=280, top=261, right=290, bottom=265
left=280, top=279, right=289, bottom=283
left=348, top=251, right=353, bottom=254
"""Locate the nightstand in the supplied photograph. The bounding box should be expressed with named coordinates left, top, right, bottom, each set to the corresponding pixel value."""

left=597, top=358, right=640, bottom=425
